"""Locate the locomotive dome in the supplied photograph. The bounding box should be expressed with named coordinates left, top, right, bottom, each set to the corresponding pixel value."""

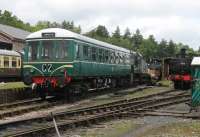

left=26, top=28, right=132, bottom=53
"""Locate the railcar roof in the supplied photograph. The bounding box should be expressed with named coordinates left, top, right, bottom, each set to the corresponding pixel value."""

left=0, top=49, right=20, bottom=56
left=191, top=57, right=200, bottom=66
left=26, top=28, right=133, bottom=53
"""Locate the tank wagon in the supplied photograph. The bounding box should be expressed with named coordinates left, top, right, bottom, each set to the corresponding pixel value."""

left=23, top=28, right=150, bottom=99
left=0, top=49, right=21, bottom=81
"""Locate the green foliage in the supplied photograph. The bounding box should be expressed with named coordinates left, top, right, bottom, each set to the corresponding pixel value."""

left=132, top=29, right=143, bottom=50
left=112, top=26, right=121, bottom=39
left=0, top=10, right=196, bottom=62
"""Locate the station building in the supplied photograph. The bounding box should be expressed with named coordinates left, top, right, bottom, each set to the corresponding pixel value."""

left=0, top=24, right=30, bottom=52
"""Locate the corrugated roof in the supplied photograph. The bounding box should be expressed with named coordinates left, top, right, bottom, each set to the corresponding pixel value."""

left=0, top=24, right=30, bottom=40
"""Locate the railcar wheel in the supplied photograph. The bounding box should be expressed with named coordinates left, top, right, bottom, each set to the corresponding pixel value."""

left=174, top=81, right=179, bottom=89
left=38, top=90, right=46, bottom=100
left=111, top=79, right=117, bottom=88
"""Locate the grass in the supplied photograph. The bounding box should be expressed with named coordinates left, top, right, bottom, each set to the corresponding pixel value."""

left=158, top=80, right=172, bottom=87
left=137, top=120, right=200, bottom=137
left=126, top=86, right=170, bottom=99
left=80, top=119, right=136, bottom=137
left=0, top=82, right=28, bottom=90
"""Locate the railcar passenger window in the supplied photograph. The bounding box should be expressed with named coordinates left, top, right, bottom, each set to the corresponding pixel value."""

left=123, top=55, right=126, bottom=64
left=110, top=52, right=115, bottom=64
left=4, top=56, right=9, bottom=68
left=92, top=48, right=96, bottom=61
left=116, top=53, right=120, bottom=64
left=12, top=57, right=17, bottom=68
left=83, top=46, right=89, bottom=59
left=105, top=51, right=109, bottom=63
left=99, top=49, right=103, bottom=62
left=76, top=44, right=80, bottom=59
left=88, top=47, right=91, bottom=60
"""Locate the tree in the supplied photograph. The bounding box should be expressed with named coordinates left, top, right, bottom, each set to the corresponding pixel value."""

left=73, top=25, right=81, bottom=34
left=96, top=25, right=109, bottom=38
left=167, top=40, right=176, bottom=56
left=112, top=26, right=121, bottom=39
left=158, top=39, right=168, bottom=58
left=132, top=29, right=143, bottom=50
left=123, top=27, right=131, bottom=39
left=139, top=36, right=158, bottom=62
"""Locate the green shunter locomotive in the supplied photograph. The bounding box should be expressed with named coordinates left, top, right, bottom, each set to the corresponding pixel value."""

left=23, top=28, right=150, bottom=99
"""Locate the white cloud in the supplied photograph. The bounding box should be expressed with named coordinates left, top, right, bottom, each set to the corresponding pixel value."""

left=1, top=0, right=200, bottom=49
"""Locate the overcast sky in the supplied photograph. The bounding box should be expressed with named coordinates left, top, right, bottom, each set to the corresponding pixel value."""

left=1, top=0, right=200, bottom=50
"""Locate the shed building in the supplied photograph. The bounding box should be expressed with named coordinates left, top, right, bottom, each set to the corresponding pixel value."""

left=0, top=24, right=30, bottom=52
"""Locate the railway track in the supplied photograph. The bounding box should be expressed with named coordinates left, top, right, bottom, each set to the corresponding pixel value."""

left=0, top=97, right=67, bottom=119
left=1, top=89, right=190, bottom=137
left=0, top=85, right=152, bottom=119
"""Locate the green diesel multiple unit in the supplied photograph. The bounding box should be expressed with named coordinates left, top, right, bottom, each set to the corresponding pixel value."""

left=23, top=28, right=149, bottom=99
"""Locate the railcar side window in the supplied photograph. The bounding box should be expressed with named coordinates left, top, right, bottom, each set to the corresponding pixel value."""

left=110, top=52, right=115, bottom=64
left=92, top=48, right=97, bottom=61
left=4, top=56, right=9, bottom=68
left=99, top=49, right=103, bottom=62
left=105, top=50, right=109, bottom=63
left=88, top=47, right=91, bottom=60
left=12, top=57, right=17, bottom=68
left=83, top=46, right=89, bottom=59
left=76, top=44, right=80, bottom=59
left=116, top=53, right=120, bottom=64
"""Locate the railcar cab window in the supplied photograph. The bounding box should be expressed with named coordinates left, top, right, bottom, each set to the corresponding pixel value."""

left=41, top=40, right=54, bottom=60
left=55, top=40, right=68, bottom=60
left=27, top=41, right=40, bottom=61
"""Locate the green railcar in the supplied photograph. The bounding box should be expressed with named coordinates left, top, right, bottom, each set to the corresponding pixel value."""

left=23, top=28, right=148, bottom=99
